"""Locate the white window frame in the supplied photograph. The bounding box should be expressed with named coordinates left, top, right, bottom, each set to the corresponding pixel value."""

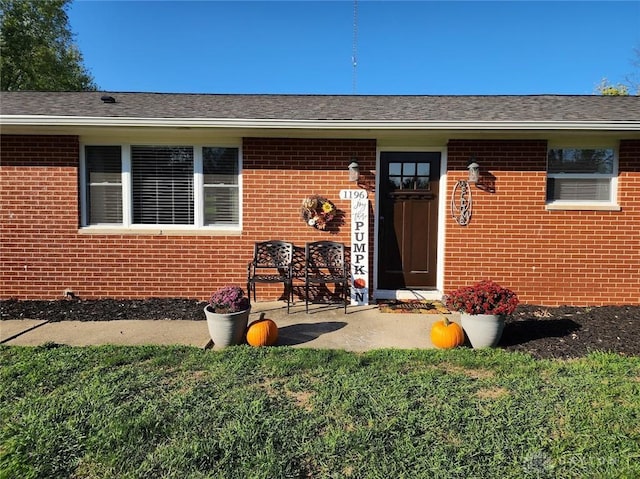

left=80, top=145, right=123, bottom=226
left=80, top=143, right=243, bottom=233
left=545, top=142, right=620, bottom=211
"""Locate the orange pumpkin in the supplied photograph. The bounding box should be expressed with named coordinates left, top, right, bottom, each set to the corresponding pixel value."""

left=246, top=313, right=279, bottom=347
left=430, top=316, right=464, bottom=349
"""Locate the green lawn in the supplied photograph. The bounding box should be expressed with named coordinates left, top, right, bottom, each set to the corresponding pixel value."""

left=1, top=345, right=639, bottom=478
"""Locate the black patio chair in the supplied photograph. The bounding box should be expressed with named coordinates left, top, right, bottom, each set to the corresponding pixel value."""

left=247, top=240, right=294, bottom=313
left=304, top=241, right=349, bottom=313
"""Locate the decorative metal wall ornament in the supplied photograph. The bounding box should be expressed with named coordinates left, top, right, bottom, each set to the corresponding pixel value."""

left=451, top=180, right=473, bottom=226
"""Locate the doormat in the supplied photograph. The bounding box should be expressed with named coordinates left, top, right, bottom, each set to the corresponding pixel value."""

left=377, top=300, right=450, bottom=314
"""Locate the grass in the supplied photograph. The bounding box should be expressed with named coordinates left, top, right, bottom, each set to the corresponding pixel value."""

left=1, top=345, right=639, bottom=478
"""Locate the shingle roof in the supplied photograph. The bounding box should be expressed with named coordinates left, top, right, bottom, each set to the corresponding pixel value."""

left=2, top=91, right=640, bottom=122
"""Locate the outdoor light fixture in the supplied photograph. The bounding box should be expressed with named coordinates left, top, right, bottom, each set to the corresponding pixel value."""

left=452, top=160, right=482, bottom=226
left=467, top=161, right=480, bottom=185
left=348, top=161, right=360, bottom=182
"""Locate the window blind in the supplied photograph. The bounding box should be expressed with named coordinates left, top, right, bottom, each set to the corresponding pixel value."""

left=86, top=146, right=122, bottom=224
left=203, top=147, right=239, bottom=225
left=546, top=148, right=615, bottom=203
left=546, top=178, right=611, bottom=201
left=132, top=146, right=194, bottom=225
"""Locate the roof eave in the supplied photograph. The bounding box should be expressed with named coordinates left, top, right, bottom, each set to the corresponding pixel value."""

left=1, top=115, right=639, bottom=131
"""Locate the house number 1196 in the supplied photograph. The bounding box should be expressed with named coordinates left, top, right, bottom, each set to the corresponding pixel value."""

left=339, top=189, right=368, bottom=200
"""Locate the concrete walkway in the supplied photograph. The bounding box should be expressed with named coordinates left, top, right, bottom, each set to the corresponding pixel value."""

left=1, top=302, right=459, bottom=351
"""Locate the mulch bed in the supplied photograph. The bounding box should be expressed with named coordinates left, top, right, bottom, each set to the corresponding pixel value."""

left=2, top=299, right=639, bottom=359
left=0, top=298, right=208, bottom=322
left=504, top=304, right=640, bottom=359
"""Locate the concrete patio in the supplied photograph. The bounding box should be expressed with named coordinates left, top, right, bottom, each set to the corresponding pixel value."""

left=1, top=301, right=459, bottom=351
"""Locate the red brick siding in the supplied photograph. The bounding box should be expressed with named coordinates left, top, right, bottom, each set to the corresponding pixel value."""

left=3, top=134, right=638, bottom=305
left=1, top=135, right=376, bottom=300
left=445, top=139, right=640, bottom=306
left=243, top=138, right=377, bottom=300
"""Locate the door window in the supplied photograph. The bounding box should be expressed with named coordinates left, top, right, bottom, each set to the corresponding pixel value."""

left=387, top=161, right=431, bottom=191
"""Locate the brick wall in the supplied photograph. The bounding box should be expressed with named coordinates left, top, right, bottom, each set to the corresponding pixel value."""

left=2, top=134, right=638, bottom=305
left=445, top=139, right=640, bottom=306
left=243, top=138, right=377, bottom=300
left=1, top=135, right=376, bottom=300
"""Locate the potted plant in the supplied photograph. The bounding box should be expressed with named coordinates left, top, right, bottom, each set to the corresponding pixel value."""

left=204, top=285, right=251, bottom=347
left=444, top=280, right=519, bottom=348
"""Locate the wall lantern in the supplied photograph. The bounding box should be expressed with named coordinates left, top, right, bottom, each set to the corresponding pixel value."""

left=467, top=161, right=480, bottom=185
left=348, top=161, right=360, bottom=182
left=452, top=160, right=481, bottom=226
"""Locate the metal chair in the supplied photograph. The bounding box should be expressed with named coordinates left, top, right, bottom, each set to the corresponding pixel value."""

left=304, top=241, right=349, bottom=313
left=247, top=240, right=294, bottom=313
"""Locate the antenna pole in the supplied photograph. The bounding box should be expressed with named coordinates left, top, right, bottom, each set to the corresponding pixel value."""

left=352, top=0, right=358, bottom=94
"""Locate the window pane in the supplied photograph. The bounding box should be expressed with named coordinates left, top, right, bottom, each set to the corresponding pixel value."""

left=85, top=146, right=122, bottom=224
left=417, top=163, right=430, bottom=176
left=90, top=186, right=122, bottom=223
left=548, top=148, right=614, bottom=174
left=388, top=177, right=402, bottom=190
left=203, top=147, right=238, bottom=185
left=416, top=177, right=430, bottom=189
left=389, top=163, right=402, bottom=176
left=132, top=146, right=194, bottom=225
left=203, top=147, right=239, bottom=225
left=403, top=178, right=416, bottom=189
left=546, top=178, right=611, bottom=201
left=403, top=163, right=416, bottom=175
left=204, top=186, right=239, bottom=224
left=89, top=171, right=121, bottom=183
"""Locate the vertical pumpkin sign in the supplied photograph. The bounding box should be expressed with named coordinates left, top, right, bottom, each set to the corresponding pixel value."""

left=341, top=189, right=369, bottom=305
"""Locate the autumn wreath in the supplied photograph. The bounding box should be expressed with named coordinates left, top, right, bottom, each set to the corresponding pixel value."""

left=301, top=195, right=336, bottom=230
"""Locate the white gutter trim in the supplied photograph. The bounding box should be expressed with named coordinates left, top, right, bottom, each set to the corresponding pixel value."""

left=1, top=115, right=639, bottom=131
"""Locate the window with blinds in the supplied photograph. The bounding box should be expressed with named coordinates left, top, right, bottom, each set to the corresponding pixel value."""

left=85, top=146, right=122, bottom=224
left=132, top=146, right=194, bottom=225
left=82, top=144, right=241, bottom=229
left=203, top=147, right=239, bottom=225
left=546, top=148, right=616, bottom=203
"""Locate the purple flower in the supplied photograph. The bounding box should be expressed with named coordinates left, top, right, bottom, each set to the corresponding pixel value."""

left=209, top=286, right=250, bottom=313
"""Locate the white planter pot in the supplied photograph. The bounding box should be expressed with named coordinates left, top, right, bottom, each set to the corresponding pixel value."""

left=460, top=313, right=505, bottom=348
left=204, top=306, right=251, bottom=347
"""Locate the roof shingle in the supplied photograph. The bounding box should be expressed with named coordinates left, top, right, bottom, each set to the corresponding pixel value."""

left=2, top=92, right=639, bottom=122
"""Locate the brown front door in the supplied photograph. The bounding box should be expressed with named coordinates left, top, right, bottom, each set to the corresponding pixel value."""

left=378, top=151, right=440, bottom=289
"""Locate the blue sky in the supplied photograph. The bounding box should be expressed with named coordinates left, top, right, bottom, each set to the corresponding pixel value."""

left=68, top=1, right=640, bottom=95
